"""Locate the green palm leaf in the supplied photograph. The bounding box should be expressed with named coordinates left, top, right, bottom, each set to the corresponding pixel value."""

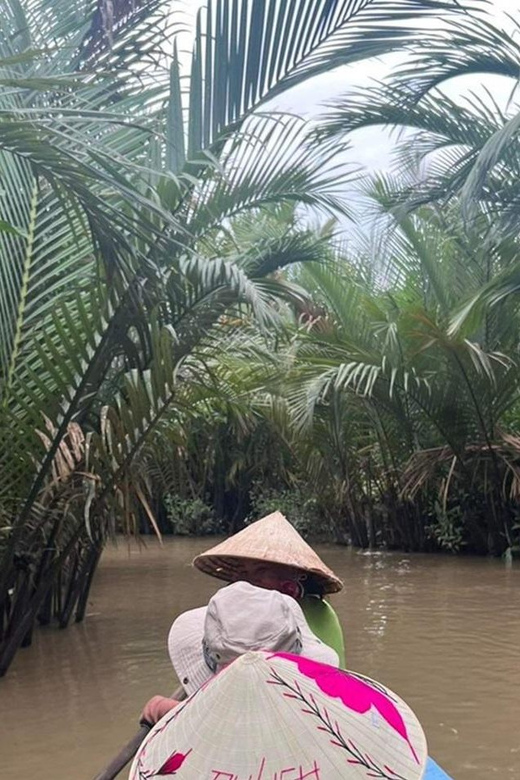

left=183, top=0, right=461, bottom=156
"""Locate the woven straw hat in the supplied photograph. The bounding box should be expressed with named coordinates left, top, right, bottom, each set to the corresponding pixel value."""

left=192, top=511, right=343, bottom=594
left=130, top=651, right=427, bottom=780
left=168, top=582, right=339, bottom=695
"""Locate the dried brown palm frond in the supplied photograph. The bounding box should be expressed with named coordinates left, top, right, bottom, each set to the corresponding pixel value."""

left=401, top=435, right=520, bottom=503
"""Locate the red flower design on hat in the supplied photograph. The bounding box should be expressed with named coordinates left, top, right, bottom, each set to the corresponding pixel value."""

left=273, top=653, right=419, bottom=764
left=156, top=748, right=192, bottom=775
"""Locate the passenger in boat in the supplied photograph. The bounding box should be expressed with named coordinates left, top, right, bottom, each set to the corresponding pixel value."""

left=141, top=580, right=338, bottom=725
left=191, top=510, right=346, bottom=666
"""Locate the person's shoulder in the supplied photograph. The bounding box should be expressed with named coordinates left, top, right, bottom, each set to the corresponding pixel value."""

left=300, top=594, right=324, bottom=609
left=301, top=595, right=342, bottom=624
left=301, top=594, right=334, bottom=611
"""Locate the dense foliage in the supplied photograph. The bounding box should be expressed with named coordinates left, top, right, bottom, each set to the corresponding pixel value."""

left=152, top=198, right=520, bottom=559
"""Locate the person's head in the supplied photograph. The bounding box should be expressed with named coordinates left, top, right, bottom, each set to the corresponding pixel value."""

left=230, top=560, right=326, bottom=600
left=168, top=581, right=338, bottom=695
left=192, top=511, right=343, bottom=596
left=234, top=560, right=307, bottom=599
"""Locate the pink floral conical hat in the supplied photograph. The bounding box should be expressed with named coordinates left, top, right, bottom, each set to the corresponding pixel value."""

left=130, top=651, right=427, bottom=780
left=192, top=511, right=343, bottom=594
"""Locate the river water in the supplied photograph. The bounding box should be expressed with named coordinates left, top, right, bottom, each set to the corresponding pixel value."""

left=0, top=538, right=519, bottom=779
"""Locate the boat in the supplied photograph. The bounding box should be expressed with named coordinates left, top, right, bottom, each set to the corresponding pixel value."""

left=426, top=757, right=452, bottom=778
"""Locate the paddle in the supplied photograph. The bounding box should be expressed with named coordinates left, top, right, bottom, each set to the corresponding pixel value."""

left=92, top=686, right=186, bottom=780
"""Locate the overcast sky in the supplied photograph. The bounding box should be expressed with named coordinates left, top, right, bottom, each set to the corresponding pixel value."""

left=173, top=0, right=520, bottom=233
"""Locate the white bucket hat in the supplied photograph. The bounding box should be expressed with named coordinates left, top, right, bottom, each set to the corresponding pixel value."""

left=168, top=581, right=339, bottom=695
left=131, top=651, right=427, bottom=780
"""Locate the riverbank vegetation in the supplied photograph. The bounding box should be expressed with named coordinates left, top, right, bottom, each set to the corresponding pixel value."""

left=1, top=0, right=519, bottom=674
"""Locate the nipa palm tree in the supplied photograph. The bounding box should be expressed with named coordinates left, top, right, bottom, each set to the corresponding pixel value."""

left=269, top=178, right=520, bottom=555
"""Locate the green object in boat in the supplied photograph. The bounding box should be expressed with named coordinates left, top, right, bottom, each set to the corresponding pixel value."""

left=300, top=594, right=346, bottom=667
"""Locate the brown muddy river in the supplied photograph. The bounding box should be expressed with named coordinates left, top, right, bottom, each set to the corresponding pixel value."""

left=0, top=538, right=519, bottom=779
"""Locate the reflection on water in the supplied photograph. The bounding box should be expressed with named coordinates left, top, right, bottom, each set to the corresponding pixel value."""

left=0, top=538, right=519, bottom=779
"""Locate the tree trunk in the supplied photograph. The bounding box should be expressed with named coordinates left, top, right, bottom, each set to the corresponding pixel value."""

left=75, top=543, right=102, bottom=623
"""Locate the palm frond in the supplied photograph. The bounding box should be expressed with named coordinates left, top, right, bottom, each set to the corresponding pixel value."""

left=396, top=10, right=520, bottom=97
left=185, top=0, right=461, bottom=156
left=187, top=114, right=355, bottom=240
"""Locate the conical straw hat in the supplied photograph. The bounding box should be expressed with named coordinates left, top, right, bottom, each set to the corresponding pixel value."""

left=192, top=511, right=343, bottom=594
left=130, top=651, right=427, bottom=780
